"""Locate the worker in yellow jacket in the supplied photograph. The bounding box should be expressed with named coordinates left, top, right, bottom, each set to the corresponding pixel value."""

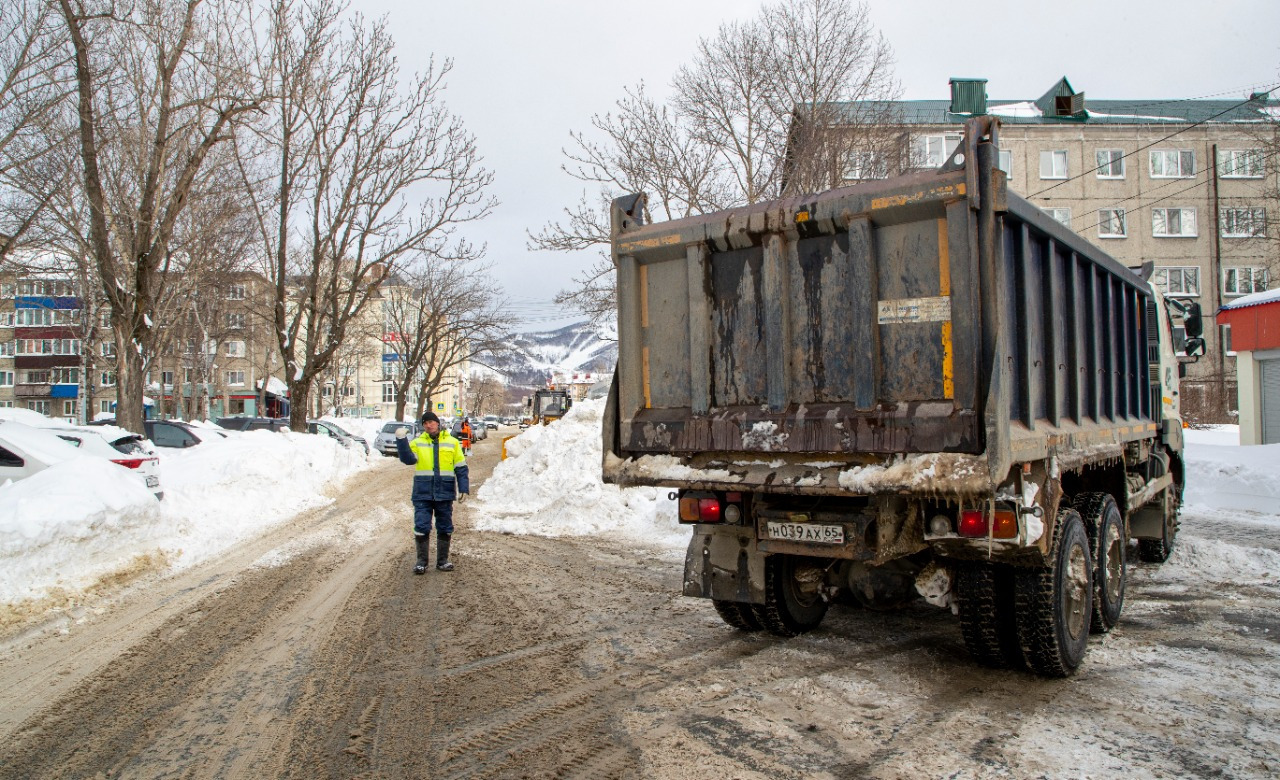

left=395, top=411, right=468, bottom=573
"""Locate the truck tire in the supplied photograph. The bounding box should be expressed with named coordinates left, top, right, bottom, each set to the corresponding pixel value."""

left=755, top=555, right=828, bottom=637
left=1074, top=493, right=1126, bottom=633
left=1015, top=509, right=1092, bottom=677
left=1137, top=487, right=1178, bottom=563
left=712, top=599, right=763, bottom=632
left=955, top=562, right=1023, bottom=669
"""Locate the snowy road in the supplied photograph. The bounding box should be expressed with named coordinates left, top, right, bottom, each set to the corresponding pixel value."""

left=0, top=436, right=1278, bottom=778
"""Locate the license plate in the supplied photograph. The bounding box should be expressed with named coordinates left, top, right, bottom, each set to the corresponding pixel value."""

left=766, top=521, right=845, bottom=544
left=146, top=476, right=159, bottom=488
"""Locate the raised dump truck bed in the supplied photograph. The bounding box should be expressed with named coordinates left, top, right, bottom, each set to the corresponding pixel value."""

left=603, top=118, right=1197, bottom=676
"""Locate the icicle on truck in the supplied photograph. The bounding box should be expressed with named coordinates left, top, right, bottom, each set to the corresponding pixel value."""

left=601, top=117, right=1205, bottom=676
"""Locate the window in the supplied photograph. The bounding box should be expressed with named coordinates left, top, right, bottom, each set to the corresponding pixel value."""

left=227, top=284, right=246, bottom=300
left=843, top=150, right=888, bottom=180
left=226, top=340, right=245, bottom=357
left=996, top=149, right=1013, bottom=176
left=1221, top=324, right=1234, bottom=355
left=1223, top=267, right=1269, bottom=296
left=1152, top=208, right=1197, bottom=237
left=101, top=342, right=116, bottom=358
left=382, top=383, right=397, bottom=403
left=99, top=311, right=112, bottom=328
left=16, top=309, right=54, bottom=326
left=1, top=311, right=13, bottom=326
left=184, top=368, right=194, bottom=383
left=27, top=400, right=50, bottom=415
left=0, top=341, right=13, bottom=357
left=225, top=370, right=245, bottom=386
left=1044, top=207, right=1072, bottom=227
left=161, top=371, right=175, bottom=385
left=915, top=133, right=962, bottom=168
left=1221, top=208, right=1266, bottom=238
left=52, top=368, right=78, bottom=384
left=226, top=312, right=245, bottom=329
left=100, top=371, right=116, bottom=386
left=1098, top=208, right=1126, bottom=238
left=1149, top=149, right=1195, bottom=178
left=100, top=400, right=112, bottom=414
left=17, top=339, right=81, bottom=355
left=0, top=370, right=12, bottom=386
left=1096, top=149, right=1125, bottom=178
left=1218, top=149, right=1263, bottom=178
left=1153, top=266, right=1200, bottom=298
left=24, top=369, right=50, bottom=384
left=0, top=282, right=13, bottom=297
left=63, top=400, right=77, bottom=416
left=1039, top=150, right=1068, bottom=179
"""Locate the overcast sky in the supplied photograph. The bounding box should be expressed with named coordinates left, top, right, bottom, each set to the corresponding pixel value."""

left=359, top=0, right=1280, bottom=331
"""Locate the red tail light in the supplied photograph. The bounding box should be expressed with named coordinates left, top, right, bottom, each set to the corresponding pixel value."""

left=112, top=458, right=147, bottom=469
left=958, top=510, right=987, bottom=537
left=958, top=509, right=1019, bottom=539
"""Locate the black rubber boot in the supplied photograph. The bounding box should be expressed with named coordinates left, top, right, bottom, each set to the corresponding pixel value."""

left=413, top=535, right=430, bottom=575
left=436, top=532, right=454, bottom=572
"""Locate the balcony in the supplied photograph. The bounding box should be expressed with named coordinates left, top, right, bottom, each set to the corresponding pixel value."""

left=14, top=383, right=50, bottom=398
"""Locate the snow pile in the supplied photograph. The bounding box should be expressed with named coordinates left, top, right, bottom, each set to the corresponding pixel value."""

left=0, top=426, right=373, bottom=607
left=473, top=399, right=685, bottom=549
left=1182, top=426, right=1280, bottom=514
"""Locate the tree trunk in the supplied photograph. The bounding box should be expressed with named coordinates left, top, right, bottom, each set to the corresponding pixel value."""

left=288, top=378, right=309, bottom=431
left=114, top=327, right=146, bottom=432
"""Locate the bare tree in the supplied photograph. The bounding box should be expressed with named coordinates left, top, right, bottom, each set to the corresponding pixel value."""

left=53, top=0, right=262, bottom=433
left=463, top=370, right=503, bottom=418
left=236, top=0, right=496, bottom=432
left=531, top=0, right=900, bottom=324
left=380, top=251, right=510, bottom=422
left=0, top=0, right=73, bottom=267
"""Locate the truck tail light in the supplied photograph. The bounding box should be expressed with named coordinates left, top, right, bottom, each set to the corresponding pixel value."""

left=678, top=495, right=722, bottom=523
left=112, top=458, right=146, bottom=469
left=958, top=509, right=1019, bottom=539
left=958, top=510, right=986, bottom=537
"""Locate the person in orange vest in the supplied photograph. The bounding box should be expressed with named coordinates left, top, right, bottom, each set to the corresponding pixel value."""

left=459, top=417, right=473, bottom=454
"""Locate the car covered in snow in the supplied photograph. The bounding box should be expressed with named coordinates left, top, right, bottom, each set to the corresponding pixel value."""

left=0, top=419, right=163, bottom=499
left=307, top=419, right=369, bottom=454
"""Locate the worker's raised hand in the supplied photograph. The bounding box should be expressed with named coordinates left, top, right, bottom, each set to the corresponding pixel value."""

left=395, top=426, right=409, bottom=439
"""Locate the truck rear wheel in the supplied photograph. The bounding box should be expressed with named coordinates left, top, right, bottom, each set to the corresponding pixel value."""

left=755, top=555, right=828, bottom=637
left=1137, top=487, right=1178, bottom=563
left=712, top=599, right=763, bottom=632
left=1074, top=493, right=1126, bottom=633
left=1015, top=510, right=1092, bottom=677
left=955, top=562, right=1023, bottom=669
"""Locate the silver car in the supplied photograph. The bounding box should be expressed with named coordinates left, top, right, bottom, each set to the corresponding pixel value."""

left=373, top=421, right=421, bottom=456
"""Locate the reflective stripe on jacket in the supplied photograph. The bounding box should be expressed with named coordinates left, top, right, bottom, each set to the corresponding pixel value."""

left=396, top=431, right=470, bottom=501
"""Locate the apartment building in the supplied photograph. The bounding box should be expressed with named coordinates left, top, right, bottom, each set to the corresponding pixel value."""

left=824, top=76, right=1278, bottom=416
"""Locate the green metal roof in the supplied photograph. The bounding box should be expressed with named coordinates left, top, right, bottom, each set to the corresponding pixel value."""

left=834, top=77, right=1279, bottom=126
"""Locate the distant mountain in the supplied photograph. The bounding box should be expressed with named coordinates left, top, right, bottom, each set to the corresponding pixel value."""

left=481, top=321, right=617, bottom=392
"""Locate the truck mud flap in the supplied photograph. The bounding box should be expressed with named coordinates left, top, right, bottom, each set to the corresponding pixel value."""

left=683, top=526, right=766, bottom=605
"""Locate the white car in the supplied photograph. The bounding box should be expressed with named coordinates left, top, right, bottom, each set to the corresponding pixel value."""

left=0, top=415, right=164, bottom=500
left=0, top=420, right=84, bottom=483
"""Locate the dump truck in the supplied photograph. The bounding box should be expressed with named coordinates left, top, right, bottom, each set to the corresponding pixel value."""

left=602, top=117, right=1205, bottom=677
left=528, top=388, right=573, bottom=425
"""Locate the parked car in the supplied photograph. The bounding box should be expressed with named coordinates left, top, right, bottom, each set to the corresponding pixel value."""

left=373, top=421, right=422, bottom=457
left=92, top=418, right=224, bottom=449
left=0, top=419, right=164, bottom=499
left=483, top=415, right=500, bottom=430
left=215, top=416, right=292, bottom=433
left=307, top=420, right=369, bottom=454
left=469, top=417, right=488, bottom=440
left=0, top=420, right=83, bottom=484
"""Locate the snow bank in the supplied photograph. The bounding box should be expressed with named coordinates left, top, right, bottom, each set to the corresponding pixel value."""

left=1182, top=425, right=1280, bottom=513
left=473, top=399, right=685, bottom=550
left=0, top=427, right=374, bottom=607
